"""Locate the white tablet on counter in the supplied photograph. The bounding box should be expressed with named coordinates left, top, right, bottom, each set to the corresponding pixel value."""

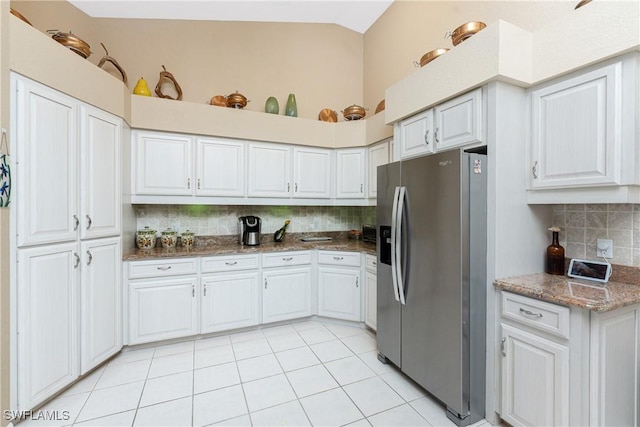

left=567, top=258, right=612, bottom=284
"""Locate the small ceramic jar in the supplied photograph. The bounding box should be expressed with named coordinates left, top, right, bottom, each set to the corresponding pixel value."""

left=161, top=229, right=178, bottom=249
left=136, top=226, right=157, bottom=250
left=181, top=230, right=195, bottom=248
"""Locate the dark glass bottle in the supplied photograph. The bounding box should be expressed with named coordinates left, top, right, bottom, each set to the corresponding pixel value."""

left=546, top=229, right=565, bottom=275
left=274, top=220, right=290, bottom=242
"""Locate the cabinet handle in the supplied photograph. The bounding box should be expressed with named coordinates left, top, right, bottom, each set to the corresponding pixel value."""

left=203, top=284, right=207, bottom=296
left=86, top=250, right=93, bottom=265
left=264, top=278, right=268, bottom=289
left=225, top=261, right=238, bottom=266
left=424, top=129, right=430, bottom=145
left=157, top=266, right=172, bottom=271
left=282, top=257, right=293, bottom=261
left=333, top=256, right=344, bottom=261
left=86, top=215, right=92, bottom=230
left=187, top=178, right=191, bottom=189
left=197, top=178, right=201, bottom=189
left=73, top=215, right=79, bottom=231
left=73, top=253, right=80, bottom=269
left=192, top=285, right=195, bottom=297
left=356, top=277, right=359, bottom=287
left=519, top=307, right=543, bottom=318
left=295, top=183, right=298, bottom=192
left=360, top=183, right=363, bottom=193
left=532, top=161, right=538, bottom=179
left=372, top=261, right=377, bottom=266
left=500, top=337, right=506, bottom=357
left=434, top=128, right=440, bottom=143
left=287, top=183, right=290, bottom=192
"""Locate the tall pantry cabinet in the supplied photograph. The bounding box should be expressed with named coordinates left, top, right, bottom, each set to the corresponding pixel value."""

left=11, top=75, right=123, bottom=411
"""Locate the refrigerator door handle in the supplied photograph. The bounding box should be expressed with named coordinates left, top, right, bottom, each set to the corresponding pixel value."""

left=390, top=186, right=401, bottom=302
left=396, top=186, right=407, bottom=305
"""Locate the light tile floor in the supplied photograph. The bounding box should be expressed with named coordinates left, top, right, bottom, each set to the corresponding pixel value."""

left=18, top=320, right=493, bottom=427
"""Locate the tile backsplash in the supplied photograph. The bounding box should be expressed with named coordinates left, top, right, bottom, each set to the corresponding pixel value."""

left=134, top=205, right=377, bottom=237
left=552, top=204, right=640, bottom=266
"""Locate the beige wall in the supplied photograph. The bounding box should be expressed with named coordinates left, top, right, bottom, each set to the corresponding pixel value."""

left=363, top=0, right=574, bottom=109
left=0, top=1, right=10, bottom=424
left=12, top=1, right=364, bottom=120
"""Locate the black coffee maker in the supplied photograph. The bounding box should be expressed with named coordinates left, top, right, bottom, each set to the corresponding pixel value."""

left=238, top=216, right=261, bottom=246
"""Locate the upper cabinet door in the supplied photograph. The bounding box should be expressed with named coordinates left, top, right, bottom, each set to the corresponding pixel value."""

left=336, top=148, right=366, bottom=198
left=368, top=141, right=390, bottom=198
left=293, top=147, right=331, bottom=199
left=397, top=109, right=434, bottom=160
left=247, top=142, right=291, bottom=198
left=80, top=106, right=122, bottom=239
left=14, top=77, right=79, bottom=247
left=434, top=88, right=482, bottom=151
left=135, top=131, right=193, bottom=195
left=196, top=138, right=245, bottom=197
left=530, top=62, right=621, bottom=189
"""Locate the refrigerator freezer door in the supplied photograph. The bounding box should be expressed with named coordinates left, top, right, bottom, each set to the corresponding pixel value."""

left=399, top=150, right=467, bottom=416
left=376, top=161, right=401, bottom=367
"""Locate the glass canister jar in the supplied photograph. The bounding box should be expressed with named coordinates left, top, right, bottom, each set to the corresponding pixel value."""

left=161, top=228, right=178, bottom=249
left=181, top=230, right=195, bottom=248
left=136, top=226, right=157, bottom=250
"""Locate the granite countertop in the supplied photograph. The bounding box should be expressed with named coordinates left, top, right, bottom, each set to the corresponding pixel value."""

left=494, top=272, right=640, bottom=312
left=123, top=231, right=376, bottom=261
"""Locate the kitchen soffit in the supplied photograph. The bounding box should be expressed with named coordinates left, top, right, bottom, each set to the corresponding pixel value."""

left=68, top=0, right=395, bottom=34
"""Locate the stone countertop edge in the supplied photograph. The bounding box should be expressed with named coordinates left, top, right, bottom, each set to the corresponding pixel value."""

left=123, top=239, right=377, bottom=260
left=494, top=272, right=640, bottom=313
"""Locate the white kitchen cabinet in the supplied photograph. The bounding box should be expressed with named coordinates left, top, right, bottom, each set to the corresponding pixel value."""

left=80, top=237, right=121, bottom=374
left=135, top=131, right=193, bottom=195
left=364, top=254, right=377, bottom=330
left=336, top=148, right=366, bottom=198
left=396, top=108, right=434, bottom=160
left=293, top=146, right=331, bottom=199
left=368, top=141, right=390, bottom=198
left=128, top=276, right=199, bottom=345
left=80, top=105, right=122, bottom=239
left=500, top=323, right=569, bottom=427
left=14, top=77, right=78, bottom=247
left=263, top=266, right=312, bottom=324
left=17, top=243, right=79, bottom=411
left=196, top=137, right=245, bottom=197
left=318, top=267, right=361, bottom=321
left=529, top=62, right=621, bottom=189
left=201, top=272, right=260, bottom=333
left=247, top=142, right=291, bottom=198
left=434, top=88, right=482, bottom=151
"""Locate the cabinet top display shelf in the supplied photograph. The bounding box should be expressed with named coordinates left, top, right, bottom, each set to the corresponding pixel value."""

left=494, top=272, right=640, bottom=312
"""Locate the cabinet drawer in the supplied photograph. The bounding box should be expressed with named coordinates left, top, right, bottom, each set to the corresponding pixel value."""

left=318, top=251, right=361, bottom=267
left=365, top=254, right=377, bottom=271
left=262, top=251, right=311, bottom=268
left=128, top=258, right=198, bottom=279
left=201, top=254, right=259, bottom=273
left=502, top=292, right=570, bottom=339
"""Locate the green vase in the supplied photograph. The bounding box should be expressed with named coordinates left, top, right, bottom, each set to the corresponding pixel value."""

left=285, top=93, right=297, bottom=117
left=265, top=96, right=279, bottom=114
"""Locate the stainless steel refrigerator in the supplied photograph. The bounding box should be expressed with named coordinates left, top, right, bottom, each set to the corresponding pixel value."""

left=376, top=148, right=487, bottom=426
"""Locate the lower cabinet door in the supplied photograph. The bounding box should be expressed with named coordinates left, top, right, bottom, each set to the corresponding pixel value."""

left=17, top=243, right=80, bottom=411
left=263, top=267, right=311, bottom=324
left=201, top=272, right=260, bottom=334
left=501, top=323, right=569, bottom=427
left=317, top=267, right=361, bottom=321
left=364, top=270, right=377, bottom=330
left=129, top=277, right=198, bottom=345
left=80, top=238, right=122, bottom=374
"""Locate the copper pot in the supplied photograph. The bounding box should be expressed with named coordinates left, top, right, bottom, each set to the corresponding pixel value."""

left=318, top=109, right=338, bottom=122
left=375, top=99, right=385, bottom=114
left=342, top=104, right=367, bottom=121
left=415, top=48, right=450, bottom=67
left=49, top=30, right=91, bottom=58
left=226, top=91, right=249, bottom=109
left=451, top=21, right=486, bottom=46
left=209, top=95, right=227, bottom=107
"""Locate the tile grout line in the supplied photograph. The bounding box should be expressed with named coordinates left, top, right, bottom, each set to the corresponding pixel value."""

left=229, top=332, right=255, bottom=427
left=130, top=345, right=156, bottom=427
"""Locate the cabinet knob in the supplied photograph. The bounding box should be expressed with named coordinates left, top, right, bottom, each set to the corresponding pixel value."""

left=73, top=215, right=79, bottom=231
left=532, top=161, right=538, bottom=179
left=500, top=337, right=506, bottom=357
left=86, top=250, right=93, bottom=265
left=86, top=215, right=92, bottom=230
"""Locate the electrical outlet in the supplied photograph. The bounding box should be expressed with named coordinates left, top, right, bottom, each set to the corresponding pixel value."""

left=596, top=238, right=613, bottom=258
